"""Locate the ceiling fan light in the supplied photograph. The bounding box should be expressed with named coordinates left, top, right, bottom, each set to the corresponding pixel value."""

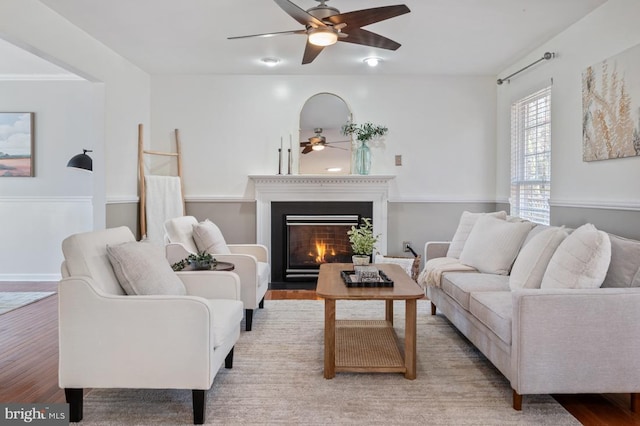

left=308, top=28, right=338, bottom=47
left=363, top=57, right=382, bottom=67
left=312, top=144, right=325, bottom=151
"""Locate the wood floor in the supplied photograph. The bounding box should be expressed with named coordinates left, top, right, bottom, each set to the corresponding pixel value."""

left=1, top=283, right=639, bottom=425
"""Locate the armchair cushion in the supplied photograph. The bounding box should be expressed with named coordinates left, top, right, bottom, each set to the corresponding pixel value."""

left=192, top=219, right=231, bottom=254
left=107, top=241, right=187, bottom=296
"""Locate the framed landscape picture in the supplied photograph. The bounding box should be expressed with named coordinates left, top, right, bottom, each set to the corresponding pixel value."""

left=0, top=112, right=34, bottom=177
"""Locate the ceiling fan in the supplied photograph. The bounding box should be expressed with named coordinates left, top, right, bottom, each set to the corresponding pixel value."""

left=228, top=0, right=411, bottom=64
left=300, top=128, right=350, bottom=154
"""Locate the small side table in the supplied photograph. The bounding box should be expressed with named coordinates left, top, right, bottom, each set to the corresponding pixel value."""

left=208, top=261, right=235, bottom=271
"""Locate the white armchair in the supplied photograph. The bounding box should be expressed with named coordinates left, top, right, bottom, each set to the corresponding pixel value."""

left=59, top=226, right=243, bottom=424
left=164, top=216, right=270, bottom=331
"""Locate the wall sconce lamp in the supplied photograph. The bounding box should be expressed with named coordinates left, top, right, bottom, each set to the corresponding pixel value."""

left=67, top=149, right=93, bottom=171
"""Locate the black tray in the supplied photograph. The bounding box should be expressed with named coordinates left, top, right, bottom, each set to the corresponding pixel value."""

left=340, top=270, right=394, bottom=288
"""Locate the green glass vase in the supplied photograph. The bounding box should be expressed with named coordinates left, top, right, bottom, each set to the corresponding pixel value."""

left=355, top=142, right=371, bottom=175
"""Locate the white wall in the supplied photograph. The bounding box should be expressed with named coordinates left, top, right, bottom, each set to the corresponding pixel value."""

left=0, top=0, right=150, bottom=279
left=151, top=74, right=496, bottom=202
left=0, top=81, right=94, bottom=279
left=496, top=0, right=640, bottom=209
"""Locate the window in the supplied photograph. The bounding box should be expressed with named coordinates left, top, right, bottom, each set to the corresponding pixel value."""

left=510, top=87, right=551, bottom=225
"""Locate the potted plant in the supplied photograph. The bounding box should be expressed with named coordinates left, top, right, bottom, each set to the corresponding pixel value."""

left=172, top=251, right=216, bottom=271
left=342, top=122, right=388, bottom=175
left=347, top=217, right=379, bottom=265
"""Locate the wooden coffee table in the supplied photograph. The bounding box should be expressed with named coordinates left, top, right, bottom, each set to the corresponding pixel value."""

left=316, top=263, right=424, bottom=380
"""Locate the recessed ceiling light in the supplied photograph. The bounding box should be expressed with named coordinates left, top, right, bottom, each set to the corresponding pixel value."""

left=261, top=57, right=280, bottom=67
left=363, top=57, right=382, bottom=67
left=326, top=167, right=342, bottom=172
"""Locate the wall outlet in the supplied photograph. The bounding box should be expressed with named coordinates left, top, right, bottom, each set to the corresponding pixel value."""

left=395, top=155, right=402, bottom=166
left=402, top=241, right=412, bottom=253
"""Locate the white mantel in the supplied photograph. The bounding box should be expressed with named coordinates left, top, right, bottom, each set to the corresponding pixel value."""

left=249, top=175, right=395, bottom=256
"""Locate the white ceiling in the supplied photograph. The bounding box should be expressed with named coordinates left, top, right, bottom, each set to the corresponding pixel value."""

left=4, top=0, right=607, bottom=77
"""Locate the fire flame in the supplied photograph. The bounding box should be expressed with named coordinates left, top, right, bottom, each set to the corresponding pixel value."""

left=313, top=240, right=336, bottom=263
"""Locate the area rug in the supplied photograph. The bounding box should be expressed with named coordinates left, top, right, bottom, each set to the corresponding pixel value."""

left=0, top=291, right=55, bottom=315
left=79, top=300, right=580, bottom=425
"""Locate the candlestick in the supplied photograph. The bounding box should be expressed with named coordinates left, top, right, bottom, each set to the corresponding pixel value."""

left=277, top=148, right=282, bottom=175
left=287, top=148, right=292, bottom=175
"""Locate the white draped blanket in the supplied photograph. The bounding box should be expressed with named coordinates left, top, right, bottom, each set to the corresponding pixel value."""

left=418, top=257, right=477, bottom=288
left=144, top=175, right=183, bottom=244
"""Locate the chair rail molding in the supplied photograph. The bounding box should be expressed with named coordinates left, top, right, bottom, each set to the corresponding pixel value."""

left=249, top=175, right=394, bottom=256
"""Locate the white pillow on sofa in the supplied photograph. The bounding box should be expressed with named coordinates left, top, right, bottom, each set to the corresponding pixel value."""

left=107, top=241, right=187, bottom=295
left=540, top=223, right=611, bottom=289
left=192, top=219, right=231, bottom=254
left=459, top=215, right=534, bottom=275
left=446, top=211, right=507, bottom=258
left=509, top=226, right=568, bottom=290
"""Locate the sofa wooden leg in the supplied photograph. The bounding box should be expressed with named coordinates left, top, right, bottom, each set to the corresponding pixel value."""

left=225, top=347, right=234, bottom=369
left=192, top=389, right=206, bottom=424
left=259, top=297, right=265, bottom=309
left=430, top=302, right=436, bottom=315
left=631, top=393, right=639, bottom=412
left=513, top=390, right=522, bottom=411
left=245, top=309, right=253, bottom=331
left=65, top=388, right=84, bottom=422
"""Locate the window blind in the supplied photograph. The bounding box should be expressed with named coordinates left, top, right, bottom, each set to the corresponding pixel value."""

left=510, top=86, right=551, bottom=225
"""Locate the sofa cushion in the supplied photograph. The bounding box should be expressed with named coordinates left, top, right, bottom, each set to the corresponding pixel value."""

left=469, top=291, right=513, bottom=345
left=446, top=211, right=507, bottom=259
left=601, top=233, right=640, bottom=288
left=541, top=223, right=611, bottom=289
left=192, top=219, right=232, bottom=254
left=441, top=272, right=510, bottom=311
left=106, top=241, right=187, bottom=296
left=510, top=226, right=568, bottom=290
left=459, top=215, right=534, bottom=275
left=206, top=299, right=243, bottom=349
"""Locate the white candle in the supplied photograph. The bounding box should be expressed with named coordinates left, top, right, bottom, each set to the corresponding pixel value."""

left=289, top=134, right=292, bottom=150
left=280, top=136, right=283, bottom=150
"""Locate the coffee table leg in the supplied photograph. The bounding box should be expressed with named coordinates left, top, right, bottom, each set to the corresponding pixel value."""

left=324, top=298, right=336, bottom=379
left=404, top=298, right=417, bottom=379
left=385, top=299, right=393, bottom=326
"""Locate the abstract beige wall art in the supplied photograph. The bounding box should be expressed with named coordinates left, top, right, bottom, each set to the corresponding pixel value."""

left=582, top=43, right=640, bottom=162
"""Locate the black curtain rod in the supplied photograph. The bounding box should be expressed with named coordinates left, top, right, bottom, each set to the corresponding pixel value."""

left=497, top=52, right=555, bottom=85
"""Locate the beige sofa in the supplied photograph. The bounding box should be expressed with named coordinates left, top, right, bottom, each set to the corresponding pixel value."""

left=423, top=216, right=640, bottom=412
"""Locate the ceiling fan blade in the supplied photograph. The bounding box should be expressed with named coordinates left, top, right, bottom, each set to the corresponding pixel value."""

left=302, top=41, right=325, bottom=64
left=301, top=145, right=314, bottom=154
left=228, top=29, right=306, bottom=40
left=339, top=28, right=401, bottom=50
left=327, top=5, right=410, bottom=28
left=326, top=145, right=348, bottom=151
left=274, top=0, right=325, bottom=28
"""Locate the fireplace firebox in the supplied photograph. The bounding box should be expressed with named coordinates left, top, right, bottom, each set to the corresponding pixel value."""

left=271, top=202, right=373, bottom=289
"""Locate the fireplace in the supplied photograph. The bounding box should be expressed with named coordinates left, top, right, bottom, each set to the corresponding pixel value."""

left=271, top=201, right=373, bottom=289
left=286, top=214, right=358, bottom=279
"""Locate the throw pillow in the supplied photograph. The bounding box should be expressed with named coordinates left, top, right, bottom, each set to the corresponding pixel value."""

left=106, top=241, right=187, bottom=295
left=540, top=223, right=611, bottom=289
left=600, top=233, right=640, bottom=288
left=509, top=226, right=568, bottom=290
left=192, top=219, right=231, bottom=254
left=459, top=215, right=534, bottom=275
left=446, top=211, right=507, bottom=258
